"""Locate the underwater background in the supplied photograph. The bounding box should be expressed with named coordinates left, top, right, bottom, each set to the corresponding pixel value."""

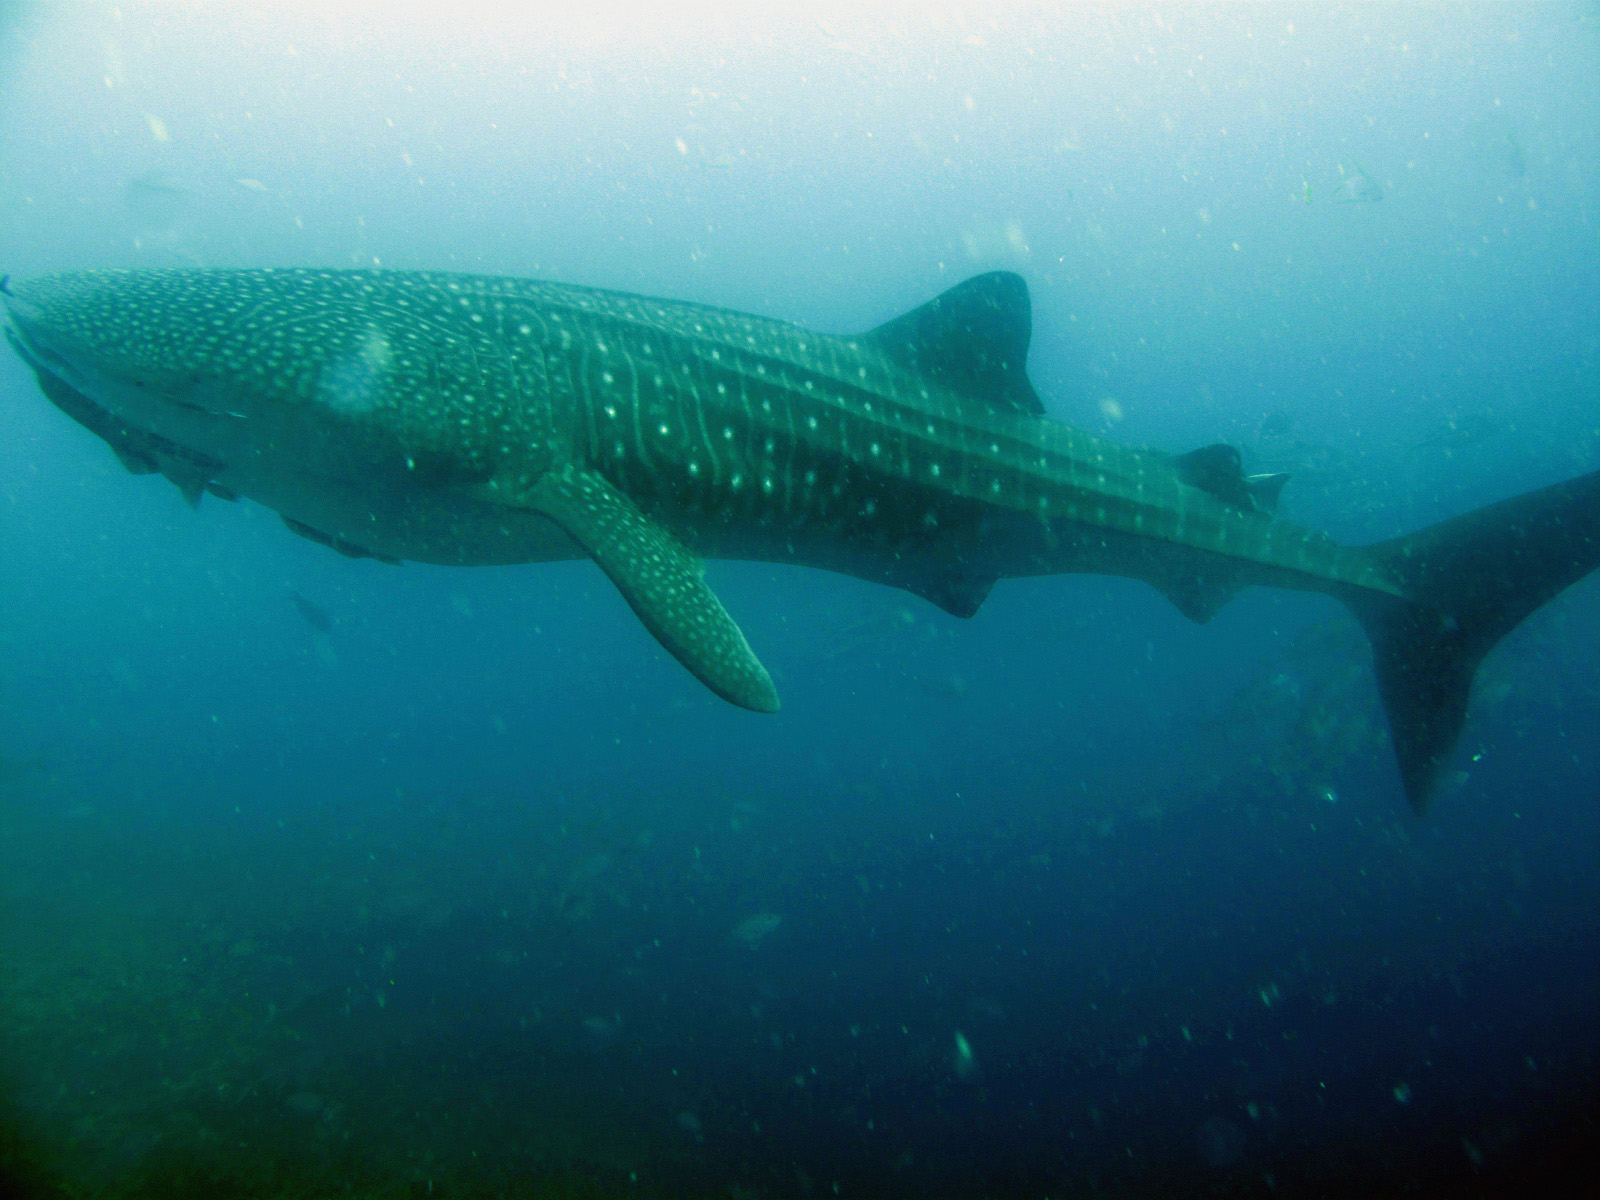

left=0, top=4, right=1597, bottom=1197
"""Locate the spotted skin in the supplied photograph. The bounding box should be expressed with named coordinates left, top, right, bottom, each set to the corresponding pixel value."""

left=0, top=267, right=1407, bottom=710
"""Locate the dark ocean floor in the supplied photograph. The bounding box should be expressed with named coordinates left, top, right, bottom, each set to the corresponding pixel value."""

left=2, top=948, right=1596, bottom=1200
left=1, top=760, right=1595, bottom=1200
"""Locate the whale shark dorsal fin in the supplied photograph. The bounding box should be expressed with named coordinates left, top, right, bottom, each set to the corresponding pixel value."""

left=514, top=465, right=779, bottom=713
left=867, top=272, right=1044, bottom=417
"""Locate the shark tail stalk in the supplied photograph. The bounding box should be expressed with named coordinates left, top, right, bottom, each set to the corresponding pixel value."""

left=1344, top=469, right=1600, bottom=812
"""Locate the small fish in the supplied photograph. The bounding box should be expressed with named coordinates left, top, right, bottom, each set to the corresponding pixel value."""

left=906, top=670, right=969, bottom=700
left=290, top=591, right=333, bottom=634
left=732, top=912, right=782, bottom=946
left=1331, top=162, right=1382, bottom=204
left=1258, top=410, right=1295, bottom=440
left=1408, top=409, right=1504, bottom=454
left=581, top=1014, right=621, bottom=1046
left=123, top=170, right=191, bottom=231
left=0, top=754, right=47, bottom=782
left=815, top=17, right=866, bottom=55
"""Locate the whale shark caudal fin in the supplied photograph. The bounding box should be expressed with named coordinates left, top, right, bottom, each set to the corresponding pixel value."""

left=1347, top=468, right=1600, bottom=812
left=517, top=464, right=780, bottom=713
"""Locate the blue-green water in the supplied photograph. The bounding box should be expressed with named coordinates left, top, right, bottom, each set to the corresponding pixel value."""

left=0, top=6, right=1596, bottom=1197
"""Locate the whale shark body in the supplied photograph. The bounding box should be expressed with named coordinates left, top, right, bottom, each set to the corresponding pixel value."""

left=5, top=267, right=1597, bottom=810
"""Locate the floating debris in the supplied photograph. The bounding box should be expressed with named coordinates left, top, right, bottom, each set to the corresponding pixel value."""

left=952, top=1030, right=981, bottom=1083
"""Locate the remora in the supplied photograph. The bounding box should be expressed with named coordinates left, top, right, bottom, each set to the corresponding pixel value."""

left=5, top=267, right=1597, bottom=810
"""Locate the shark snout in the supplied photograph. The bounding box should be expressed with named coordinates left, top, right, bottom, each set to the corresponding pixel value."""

left=2, top=280, right=61, bottom=375
left=3, top=272, right=71, bottom=342
left=1, top=273, right=189, bottom=407
left=4, top=310, right=83, bottom=398
left=1, top=274, right=41, bottom=332
left=2, top=271, right=124, bottom=356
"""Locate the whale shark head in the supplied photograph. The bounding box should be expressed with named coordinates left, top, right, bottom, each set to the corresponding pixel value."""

left=8, top=271, right=194, bottom=398
left=5, top=269, right=388, bottom=433
left=2, top=268, right=532, bottom=492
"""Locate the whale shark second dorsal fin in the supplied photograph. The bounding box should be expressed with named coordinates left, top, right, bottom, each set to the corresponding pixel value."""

left=1174, top=443, right=1289, bottom=514
left=867, top=272, right=1045, bottom=417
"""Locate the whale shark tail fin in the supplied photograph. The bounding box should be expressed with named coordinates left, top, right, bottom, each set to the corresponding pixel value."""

left=1349, top=468, right=1600, bottom=812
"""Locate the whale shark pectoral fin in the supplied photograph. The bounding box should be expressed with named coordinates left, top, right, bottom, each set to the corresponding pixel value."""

left=517, top=465, right=780, bottom=714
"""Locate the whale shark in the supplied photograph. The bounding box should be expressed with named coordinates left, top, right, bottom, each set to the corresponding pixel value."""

left=5, top=266, right=1597, bottom=811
